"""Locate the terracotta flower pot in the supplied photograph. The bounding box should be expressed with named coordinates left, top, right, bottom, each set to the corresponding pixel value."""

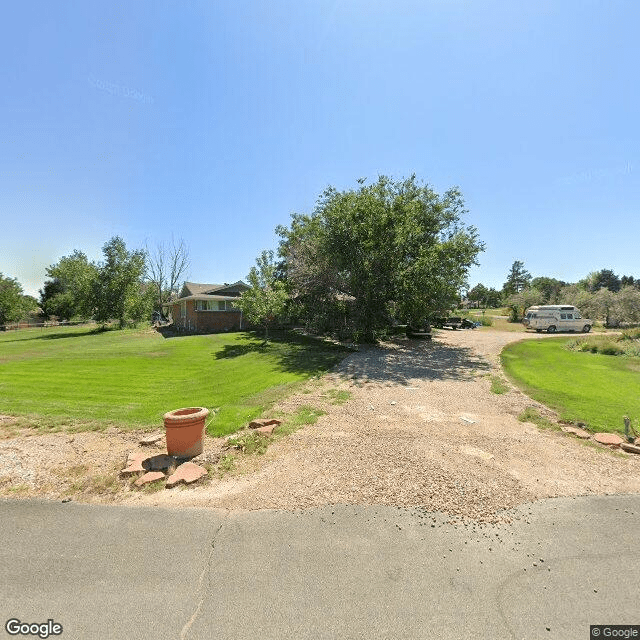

left=163, top=407, right=209, bottom=457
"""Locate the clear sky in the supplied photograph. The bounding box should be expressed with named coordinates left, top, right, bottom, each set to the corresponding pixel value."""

left=2, top=0, right=638, bottom=298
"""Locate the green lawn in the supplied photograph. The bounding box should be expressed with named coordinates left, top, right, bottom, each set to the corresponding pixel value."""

left=0, top=326, right=349, bottom=436
left=501, top=337, right=640, bottom=433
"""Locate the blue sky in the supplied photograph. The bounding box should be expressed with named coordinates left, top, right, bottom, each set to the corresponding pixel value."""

left=1, top=0, right=638, bottom=298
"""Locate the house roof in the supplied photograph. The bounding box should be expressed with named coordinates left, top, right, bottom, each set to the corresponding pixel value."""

left=182, top=281, right=248, bottom=296
left=182, top=282, right=223, bottom=296
left=170, top=294, right=241, bottom=304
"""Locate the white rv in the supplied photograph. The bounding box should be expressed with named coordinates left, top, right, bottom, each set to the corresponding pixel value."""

left=523, top=305, right=592, bottom=333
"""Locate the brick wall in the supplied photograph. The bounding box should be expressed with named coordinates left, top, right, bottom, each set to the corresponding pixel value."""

left=172, top=301, right=244, bottom=333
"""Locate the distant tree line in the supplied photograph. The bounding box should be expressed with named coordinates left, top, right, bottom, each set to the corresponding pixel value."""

left=468, top=260, right=640, bottom=326
left=1, top=236, right=189, bottom=329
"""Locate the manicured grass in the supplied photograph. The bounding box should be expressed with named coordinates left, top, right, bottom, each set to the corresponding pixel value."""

left=0, top=326, right=349, bottom=436
left=501, top=337, right=640, bottom=433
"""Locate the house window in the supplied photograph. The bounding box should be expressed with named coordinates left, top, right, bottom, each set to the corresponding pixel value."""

left=180, top=302, right=186, bottom=318
left=196, top=299, right=237, bottom=311
left=196, top=300, right=224, bottom=311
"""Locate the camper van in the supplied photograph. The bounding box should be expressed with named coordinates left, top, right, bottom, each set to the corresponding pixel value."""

left=523, top=305, right=592, bottom=333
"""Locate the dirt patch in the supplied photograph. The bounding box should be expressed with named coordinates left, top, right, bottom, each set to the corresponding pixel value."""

left=2, top=329, right=639, bottom=521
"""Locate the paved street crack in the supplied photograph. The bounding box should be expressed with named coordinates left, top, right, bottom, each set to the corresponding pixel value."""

left=180, top=514, right=228, bottom=640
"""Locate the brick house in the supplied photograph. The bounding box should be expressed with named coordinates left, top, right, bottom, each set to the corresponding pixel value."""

left=167, top=281, right=250, bottom=333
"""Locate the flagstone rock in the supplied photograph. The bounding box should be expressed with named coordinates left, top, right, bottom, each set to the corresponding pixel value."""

left=120, top=452, right=148, bottom=476
left=593, top=433, right=624, bottom=447
left=249, top=418, right=281, bottom=429
left=166, top=462, right=208, bottom=488
left=134, top=471, right=165, bottom=487
left=139, top=433, right=164, bottom=446
left=255, top=425, right=276, bottom=436
left=621, top=443, right=640, bottom=455
left=560, top=426, right=591, bottom=439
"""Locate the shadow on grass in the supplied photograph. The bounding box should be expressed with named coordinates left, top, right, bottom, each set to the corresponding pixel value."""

left=212, top=331, right=352, bottom=377
left=334, top=337, right=493, bottom=384
left=0, top=326, right=114, bottom=344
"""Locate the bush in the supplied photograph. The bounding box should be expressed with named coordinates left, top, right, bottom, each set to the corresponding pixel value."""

left=226, top=432, right=270, bottom=455
left=599, top=343, right=625, bottom=356
left=567, top=336, right=628, bottom=356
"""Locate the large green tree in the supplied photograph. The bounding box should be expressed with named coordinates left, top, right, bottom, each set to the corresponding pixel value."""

left=467, top=283, right=502, bottom=308
left=277, top=175, right=484, bottom=341
left=584, top=269, right=621, bottom=293
left=530, top=276, right=566, bottom=304
left=236, top=250, right=288, bottom=340
left=40, top=250, right=97, bottom=320
left=0, top=274, right=28, bottom=325
left=502, top=260, right=531, bottom=296
left=93, top=237, right=150, bottom=328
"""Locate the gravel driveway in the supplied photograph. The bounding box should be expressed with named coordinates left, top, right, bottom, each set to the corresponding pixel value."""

left=135, top=329, right=640, bottom=521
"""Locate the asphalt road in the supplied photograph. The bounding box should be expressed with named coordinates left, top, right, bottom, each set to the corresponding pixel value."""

left=1, top=495, right=639, bottom=640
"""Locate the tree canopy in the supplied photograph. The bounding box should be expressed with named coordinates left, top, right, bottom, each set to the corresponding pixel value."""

left=235, top=250, right=288, bottom=340
left=0, top=274, right=30, bottom=325
left=467, top=283, right=502, bottom=308
left=93, top=237, right=150, bottom=328
left=40, top=250, right=97, bottom=320
left=277, top=175, right=484, bottom=341
left=502, top=260, right=531, bottom=296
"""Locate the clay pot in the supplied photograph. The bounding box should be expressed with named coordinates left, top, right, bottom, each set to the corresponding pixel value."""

left=163, top=407, right=209, bottom=457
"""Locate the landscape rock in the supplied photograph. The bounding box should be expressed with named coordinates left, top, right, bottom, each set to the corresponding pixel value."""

left=593, top=433, right=624, bottom=447
left=620, top=443, right=640, bottom=455
left=166, top=462, right=208, bottom=488
left=120, top=452, right=148, bottom=476
left=560, top=426, right=591, bottom=439
left=139, top=433, right=164, bottom=446
left=134, top=471, right=165, bottom=487
left=248, top=418, right=281, bottom=429
left=255, top=425, right=276, bottom=436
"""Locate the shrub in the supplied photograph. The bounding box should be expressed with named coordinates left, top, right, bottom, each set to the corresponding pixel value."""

left=566, top=337, right=586, bottom=351
left=599, top=343, right=624, bottom=356
left=226, top=432, right=270, bottom=455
